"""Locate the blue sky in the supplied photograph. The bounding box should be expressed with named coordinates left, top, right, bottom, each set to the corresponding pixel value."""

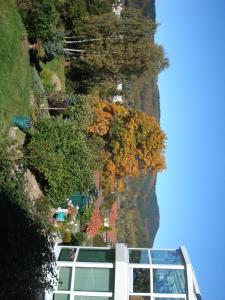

left=154, top=1, right=225, bottom=300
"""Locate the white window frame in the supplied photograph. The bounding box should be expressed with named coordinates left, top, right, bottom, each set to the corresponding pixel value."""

left=128, top=248, right=187, bottom=300
left=54, top=246, right=115, bottom=300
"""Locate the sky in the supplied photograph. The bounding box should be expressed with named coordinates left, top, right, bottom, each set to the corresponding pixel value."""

left=154, top=1, right=225, bottom=300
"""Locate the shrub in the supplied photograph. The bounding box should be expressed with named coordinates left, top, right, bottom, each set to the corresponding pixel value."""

left=93, top=234, right=106, bottom=247
left=40, top=68, right=56, bottom=93
left=0, top=139, right=27, bottom=209
left=103, top=192, right=116, bottom=211
left=71, top=232, right=87, bottom=245
left=63, top=230, right=72, bottom=244
left=26, top=117, right=97, bottom=206
left=79, top=205, right=94, bottom=230
left=86, top=208, right=101, bottom=237
left=33, top=196, right=52, bottom=228
left=42, top=32, right=64, bottom=61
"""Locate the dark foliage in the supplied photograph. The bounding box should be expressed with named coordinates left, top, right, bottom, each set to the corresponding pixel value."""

left=0, top=190, right=56, bottom=299
left=21, top=0, right=58, bottom=42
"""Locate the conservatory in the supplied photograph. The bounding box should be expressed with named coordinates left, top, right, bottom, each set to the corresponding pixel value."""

left=46, top=243, right=201, bottom=300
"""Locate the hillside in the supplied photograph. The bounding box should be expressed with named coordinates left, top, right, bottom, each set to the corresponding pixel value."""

left=0, top=0, right=30, bottom=135
left=119, top=0, right=161, bottom=247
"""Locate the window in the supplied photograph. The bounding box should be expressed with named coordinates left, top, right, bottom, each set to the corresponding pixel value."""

left=153, top=269, right=186, bottom=294
left=129, top=250, right=150, bottom=264
left=58, top=248, right=76, bottom=261
left=53, top=294, right=70, bottom=300
left=129, top=297, right=150, bottom=300
left=74, top=268, right=114, bottom=292
left=154, top=298, right=185, bottom=300
left=74, top=297, right=111, bottom=300
left=77, top=249, right=115, bottom=263
left=133, top=268, right=150, bottom=293
left=58, top=267, right=72, bottom=291
left=150, top=250, right=183, bottom=265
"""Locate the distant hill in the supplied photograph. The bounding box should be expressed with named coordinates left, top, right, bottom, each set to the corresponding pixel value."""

left=118, top=0, right=160, bottom=247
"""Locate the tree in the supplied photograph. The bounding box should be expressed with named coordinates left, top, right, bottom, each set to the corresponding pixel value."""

left=62, top=0, right=88, bottom=35
left=88, top=100, right=166, bottom=191
left=26, top=117, right=98, bottom=206
left=116, top=207, right=139, bottom=246
left=66, top=9, right=168, bottom=86
left=0, top=190, right=56, bottom=299
left=62, top=0, right=114, bottom=34
left=22, top=0, right=58, bottom=41
left=86, top=0, right=114, bottom=16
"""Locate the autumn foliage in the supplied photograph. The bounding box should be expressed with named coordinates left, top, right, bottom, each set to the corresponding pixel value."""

left=86, top=208, right=101, bottom=237
left=88, top=100, right=166, bottom=192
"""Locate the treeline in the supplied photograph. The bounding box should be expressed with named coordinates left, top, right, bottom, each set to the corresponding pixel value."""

left=17, top=0, right=168, bottom=95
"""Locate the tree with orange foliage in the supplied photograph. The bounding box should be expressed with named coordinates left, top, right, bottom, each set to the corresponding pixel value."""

left=88, top=100, right=166, bottom=191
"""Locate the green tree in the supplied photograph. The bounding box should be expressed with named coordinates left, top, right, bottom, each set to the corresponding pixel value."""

left=86, top=0, right=114, bottom=15
left=66, top=94, right=93, bottom=129
left=22, top=0, right=58, bottom=41
left=62, top=0, right=88, bottom=35
left=62, top=0, right=114, bottom=33
left=66, top=9, right=168, bottom=87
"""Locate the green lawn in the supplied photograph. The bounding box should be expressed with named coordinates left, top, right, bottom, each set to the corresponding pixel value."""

left=0, top=0, right=31, bottom=135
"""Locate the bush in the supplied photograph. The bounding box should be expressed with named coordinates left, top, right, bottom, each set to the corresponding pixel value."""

left=40, top=68, right=56, bottom=93
left=33, top=196, right=52, bottom=227
left=42, top=32, right=64, bottom=61
left=63, top=230, right=72, bottom=244
left=0, top=140, right=27, bottom=209
left=93, top=234, right=106, bottom=247
left=79, top=205, right=94, bottom=230
left=86, top=207, right=101, bottom=237
left=26, top=117, right=97, bottom=206
left=71, top=232, right=87, bottom=245
left=103, top=192, right=116, bottom=211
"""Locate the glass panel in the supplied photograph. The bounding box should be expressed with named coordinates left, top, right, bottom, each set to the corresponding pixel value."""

left=75, top=297, right=111, bottom=300
left=129, top=250, right=150, bottom=264
left=74, top=268, right=114, bottom=292
left=58, top=267, right=72, bottom=290
left=77, top=249, right=115, bottom=263
left=58, top=248, right=76, bottom=261
left=155, top=298, right=185, bottom=300
left=151, top=250, right=183, bottom=265
left=133, top=268, right=150, bottom=293
left=53, top=294, right=70, bottom=300
left=129, top=297, right=150, bottom=300
left=153, top=269, right=186, bottom=294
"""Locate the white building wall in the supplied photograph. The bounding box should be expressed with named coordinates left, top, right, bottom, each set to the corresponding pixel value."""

left=114, top=243, right=129, bottom=300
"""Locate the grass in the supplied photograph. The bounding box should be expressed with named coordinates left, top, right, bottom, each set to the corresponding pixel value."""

left=30, top=67, right=50, bottom=119
left=40, top=57, right=66, bottom=92
left=0, top=0, right=31, bottom=135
